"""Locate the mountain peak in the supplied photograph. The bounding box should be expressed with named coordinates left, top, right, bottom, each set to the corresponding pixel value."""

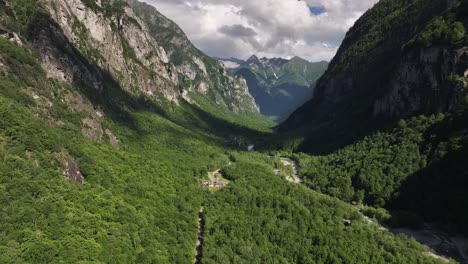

left=289, top=56, right=308, bottom=63
left=246, top=55, right=260, bottom=63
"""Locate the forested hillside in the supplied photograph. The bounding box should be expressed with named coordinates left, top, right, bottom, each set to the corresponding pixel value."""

left=270, top=0, right=468, bottom=256
left=0, top=0, right=459, bottom=263
left=293, top=110, right=468, bottom=232
left=201, top=153, right=448, bottom=264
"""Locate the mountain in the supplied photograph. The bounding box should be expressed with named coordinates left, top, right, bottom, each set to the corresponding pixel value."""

left=0, top=0, right=274, bottom=262
left=274, top=0, right=468, bottom=246
left=281, top=0, right=467, bottom=153
left=31, top=0, right=259, bottom=115
left=0, top=0, right=453, bottom=263
left=222, top=55, right=328, bottom=121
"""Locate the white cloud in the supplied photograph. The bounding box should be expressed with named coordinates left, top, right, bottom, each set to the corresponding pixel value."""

left=141, top=0, right=378, bottom=62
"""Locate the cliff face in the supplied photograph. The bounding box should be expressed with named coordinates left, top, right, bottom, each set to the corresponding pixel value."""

left=28, top=0, right=259, bottom=113
left=373, top=44, right=468, bottom=118
left=281, top=0, right=468, bottom=153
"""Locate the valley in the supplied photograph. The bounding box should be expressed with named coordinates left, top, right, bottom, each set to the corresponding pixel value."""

left=276, top=154, right=467, bottom=263
left=0, top=0, right=467, bottom=263
left=220, top=56, right=328, bottom=122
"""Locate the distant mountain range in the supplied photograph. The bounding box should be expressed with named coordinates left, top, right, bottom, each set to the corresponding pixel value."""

left=218, top=56, right=328, bottom=121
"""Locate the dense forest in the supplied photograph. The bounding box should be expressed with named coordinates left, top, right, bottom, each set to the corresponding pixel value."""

left=201, top=153, right=447, bottom=263
left=277, top=0, right=468, bottom=242
left=0, top=35, right=450, bottom=262
left=0, top=0, right=467, bottom=263
left=293, top=109, right=468, bottom=231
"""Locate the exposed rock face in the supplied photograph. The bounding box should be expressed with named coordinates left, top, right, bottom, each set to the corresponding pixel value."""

left=82, top=118, right=103, bottom=141
left=34, top=0, right=258, bottom=113
left=29, top=12, right=103, bottom=91
left=0, top=27, right=22, bottom=45
left=105, top=129, right=119, bottom=148
left=374, top=46, right=468, bottom=118
left=281, top=0, right=467, bottom=153
left=63, top=159, right=85, bottom=183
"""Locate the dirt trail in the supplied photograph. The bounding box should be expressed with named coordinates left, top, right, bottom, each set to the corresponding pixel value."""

left=194, top=207, right=204, bottom=264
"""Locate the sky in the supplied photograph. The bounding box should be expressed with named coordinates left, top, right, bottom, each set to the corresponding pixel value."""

left=142, top=0, right=379, bottom=62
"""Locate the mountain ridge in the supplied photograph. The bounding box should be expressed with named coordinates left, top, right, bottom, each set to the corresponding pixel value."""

left=220, top=55, right=328, bottom=121
left=281, top=0, right=467, bottom=153
left=36, top=0, right=259, bottom=115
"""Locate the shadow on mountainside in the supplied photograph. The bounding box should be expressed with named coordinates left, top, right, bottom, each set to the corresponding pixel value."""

left=27, top=11, right=139, bottom=128
left=389, top=143, right=468, bottom=235
left=26, top=11, right=269, bottom=150
left=386, top=143, right=468, bottom=263
left=263, top=88, right=390, bottom=154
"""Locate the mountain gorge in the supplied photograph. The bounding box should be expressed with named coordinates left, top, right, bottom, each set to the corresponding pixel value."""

left=222, top=55, right=328, bottom=121
left=275, top=0, right=468, bottom=256
left=0, top=0, right=467, bottom=263
left=282, top=0, right=468, bottom=153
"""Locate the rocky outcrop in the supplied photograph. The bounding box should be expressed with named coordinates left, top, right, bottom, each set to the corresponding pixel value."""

left=82, top=117, right=103, bottom=141
left=105, top=129, right=119, bottom=148
left=374, top=45, right=468, bottom=118
left=0, top=27, right=22, bottom=46
left=28, top=12, right=104, bottom=91
left=63, top=158, right=85, bottom=183
left=34, top=0, right=258, bottom=113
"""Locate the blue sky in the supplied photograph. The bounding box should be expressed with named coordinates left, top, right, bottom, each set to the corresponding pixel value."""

left=308, top=6, right=327, bottom=15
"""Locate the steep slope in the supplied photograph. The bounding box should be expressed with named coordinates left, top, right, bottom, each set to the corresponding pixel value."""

left=273, top=0, right=468, bottom=245
left=229, top=55, right=328, bottom=121
left=31, top=0, right=258, bottom=115
left=0, top=1, right=267, bottom=263
left=281, top=0, right=467, bottom=153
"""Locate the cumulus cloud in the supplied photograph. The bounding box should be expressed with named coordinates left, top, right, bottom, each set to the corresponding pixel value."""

left=141, top=0, right=379, bottom=61
left=219, top=24, right=257, bottom=38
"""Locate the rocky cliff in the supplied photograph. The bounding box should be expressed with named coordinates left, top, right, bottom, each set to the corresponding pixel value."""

left=281, top=0, right=468, bottom=153
left=17, top=0, right=259, bottom=114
